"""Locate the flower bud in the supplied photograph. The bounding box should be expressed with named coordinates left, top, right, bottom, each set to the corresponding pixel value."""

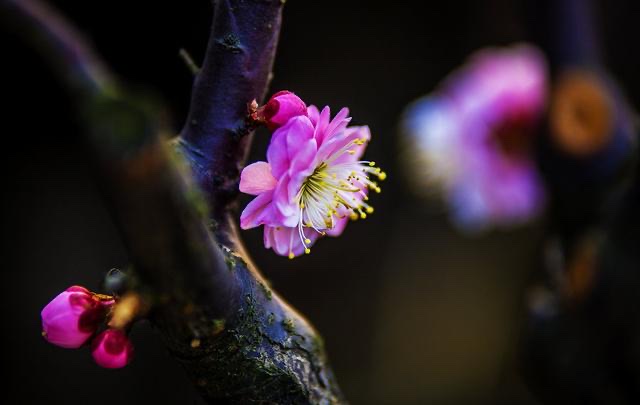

left=91, top=329, right=134, bottom=369
left=253, top=91, right=307, bottom=129
left=41, top=286, right=114, bottom=349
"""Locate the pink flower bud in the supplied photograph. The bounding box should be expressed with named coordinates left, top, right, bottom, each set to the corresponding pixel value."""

left=41, top=286, right=113, bottom=349
left=253, top=91, right=307, bottom=129
left=91, top=329, right=134, bottom=369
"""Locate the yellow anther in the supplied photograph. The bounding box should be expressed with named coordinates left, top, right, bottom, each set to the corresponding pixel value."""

left=369, top=161, right=376, bottom=166
left=366, top=207, right=374, bottom=214
left=378, top=172, right=387, bottom=181
left=350, top=212, right=359, bottom=221
left=305, top=248, right=311, bottom=254
left=305, top=238, right=311, bottom=244
left=300, top=202, right=305, bottom=208
left=360, top=212, right=367, bottom=219
left=288, top=252, right=294, bottom=259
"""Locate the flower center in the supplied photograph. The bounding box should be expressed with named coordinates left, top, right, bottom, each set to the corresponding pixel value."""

left=492, top=112, right=535, bottom=159
left=294, top=140, right=386, bottom=255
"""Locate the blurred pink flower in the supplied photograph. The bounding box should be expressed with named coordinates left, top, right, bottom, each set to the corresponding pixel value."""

left=41, top=286, right=113, bottom=349
left=252, top=91, right=308, bottom=130
left=404, top=44, right=548, bottom=231
left=240, top=105, right=385, bottom=258
left=91, top=329, right=134, bottom=369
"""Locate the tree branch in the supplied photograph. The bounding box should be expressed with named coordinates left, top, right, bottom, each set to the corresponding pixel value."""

left=1, top=0, right=112, bottom=95
left=6, top=0, right=346, bottom=403
left=526, top=0, right=637, bottom=243
left=177, top=0, right=283, bottom=225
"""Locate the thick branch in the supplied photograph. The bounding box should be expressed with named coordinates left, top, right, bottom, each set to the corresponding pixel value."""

left=7, top=1, right=346, bottom=403
left=178, top=0, right=283, bottom=223
left=2, top=0, right=240, bottom=331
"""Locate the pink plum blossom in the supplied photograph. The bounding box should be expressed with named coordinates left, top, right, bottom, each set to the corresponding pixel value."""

left=251, top=91, right=308, bottom=130
left=240, top=104, right=385, bottom=258
left=91, top=329, right=134, bottom=369
left=41, top=286, right=114, bottom=349
left=404, top=44, right=548, bottom=231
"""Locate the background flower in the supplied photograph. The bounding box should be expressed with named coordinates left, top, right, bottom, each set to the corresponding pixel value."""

left=403, top=44, right=548, bottom=231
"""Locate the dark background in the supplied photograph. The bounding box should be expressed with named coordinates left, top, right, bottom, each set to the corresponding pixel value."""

left=2, top=0, right=639, bottom=404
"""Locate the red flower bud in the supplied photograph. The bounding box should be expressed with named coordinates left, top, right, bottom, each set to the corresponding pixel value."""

left=252, top=91, right=307, bottom=129
left=91, top=329, right=134, bottom=369
left=41, top=286, right=113, bottom=349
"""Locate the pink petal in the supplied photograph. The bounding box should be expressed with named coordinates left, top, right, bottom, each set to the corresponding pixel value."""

left=239, top=161, right=277, bottom=195
left=273, top=176, right=299, bottom=228
left=284, top=116, right=316, bottom=159
left=271, top=226, right=295, bottom=256
left=263, top=226, right=276, bottom=249
left=307, top=105, right=320, bottom=126
left=333, top=126, right=372, bottom=164
left=267, top=116, right=315, bottom=179
left=325, top=216, right=349, bottom=237
left=315, top=125, right=370, bottom=165
left=320, top=107, right=351, bottom=146
left=313, top=106, right=331, bottom=144
left=267, top=128, right=290, bottom=178
left=288, top=137, right=318, bottom=178
left=270, top=226, right=321, bottom=257
left=240, top=190, right=274, bottom=229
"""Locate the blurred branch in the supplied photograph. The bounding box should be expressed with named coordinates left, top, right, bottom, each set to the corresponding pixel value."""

left=4, top=0, right=345, bottom=403
left=1, top=0, right=113, bottom=95
left=523, top=1, right=640, bottom=402
left=526, top=0, right=637, bottom=242
left=525, top=0, right=602, bottom=68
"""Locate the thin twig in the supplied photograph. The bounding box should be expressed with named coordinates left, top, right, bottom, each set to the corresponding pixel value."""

left=179, top=48, right=200, bottom=76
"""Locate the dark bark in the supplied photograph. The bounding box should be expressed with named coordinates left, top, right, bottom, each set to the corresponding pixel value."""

left=522, top=1, right=640, bottom=403
left=525, top=0, right=602, bottom=69
left=526, top=0, right=637, bottom=244
left=4, top=0, right=345, bottom=403
left=177, top=0, right=282, bottom=224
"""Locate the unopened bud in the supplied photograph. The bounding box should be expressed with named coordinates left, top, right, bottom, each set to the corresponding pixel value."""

left=252, top=91, right=307, bottom=129
left=91, top=329, right=134, bottom=369
left=41, top=286, right=114, bottom=349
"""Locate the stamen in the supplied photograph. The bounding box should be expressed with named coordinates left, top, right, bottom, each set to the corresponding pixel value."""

left=294, top=137, right=383, bottom=253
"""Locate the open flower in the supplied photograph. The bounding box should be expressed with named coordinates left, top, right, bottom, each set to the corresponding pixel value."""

left=41, top=286, right=114, bottom=349
left=403, top=44, right=547, bottom=231
left=240, top=105, right=384, bottom=258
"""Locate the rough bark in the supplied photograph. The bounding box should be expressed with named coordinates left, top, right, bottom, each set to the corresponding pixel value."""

left=3, top=0, right=345, bottom=403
